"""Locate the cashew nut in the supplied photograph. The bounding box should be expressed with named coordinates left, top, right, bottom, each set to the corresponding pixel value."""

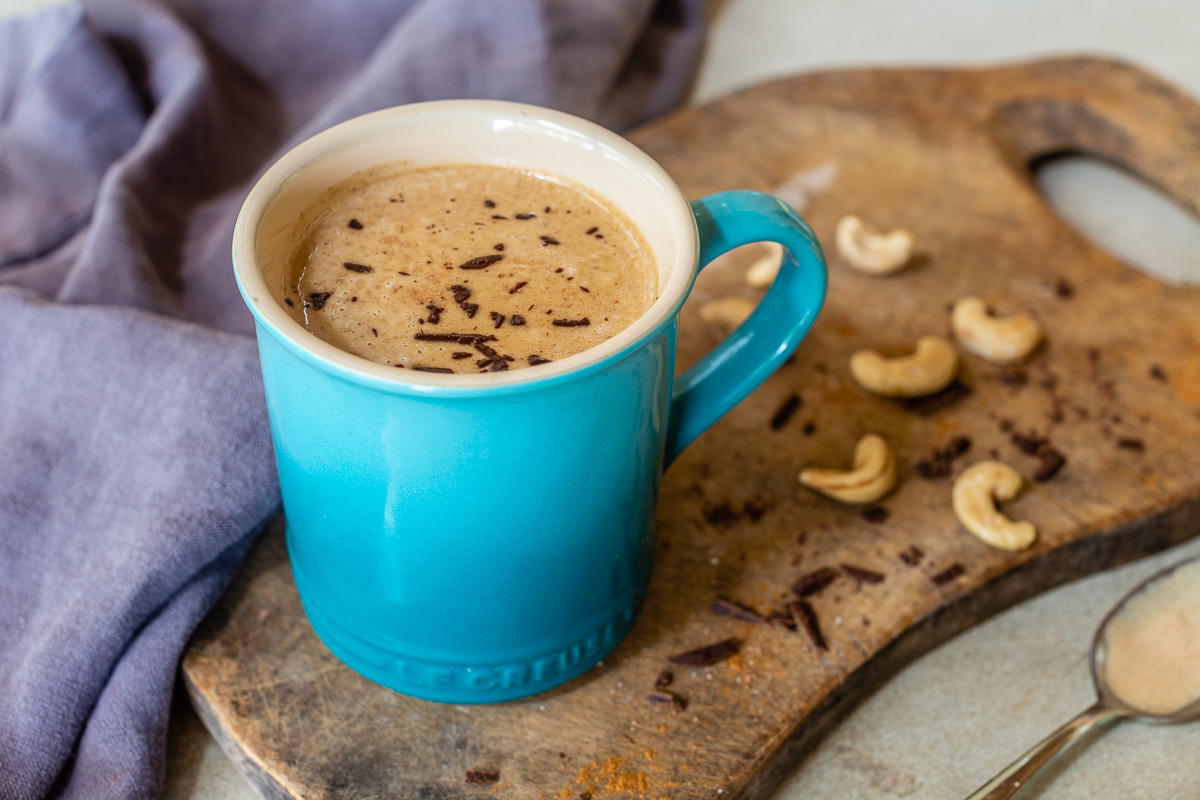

left=835, top=215, right=913, bottom=275
left=799, top=433, right=896, bottom=504
left=951, top=461, right=1037, bottom=551
left=849, top=336, right=959, bottom=397
left=951, top=297, right=1042, bottom=364
left=745, top=241, right=785, bottom=288
left=699, top=297, right=756, bottom=333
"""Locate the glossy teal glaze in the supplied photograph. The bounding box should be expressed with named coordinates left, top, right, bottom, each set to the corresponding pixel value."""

left=243, top=190, right=825, bottom=703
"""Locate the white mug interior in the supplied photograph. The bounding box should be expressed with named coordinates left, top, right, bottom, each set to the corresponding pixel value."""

left=233, top=100, right=699, bottom=388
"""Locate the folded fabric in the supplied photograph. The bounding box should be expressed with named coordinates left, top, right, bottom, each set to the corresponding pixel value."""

left=0, top=1, right=705, bottom=798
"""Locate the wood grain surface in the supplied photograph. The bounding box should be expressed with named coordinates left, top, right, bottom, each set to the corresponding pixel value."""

left=183, top=58, right=1200, bottom=800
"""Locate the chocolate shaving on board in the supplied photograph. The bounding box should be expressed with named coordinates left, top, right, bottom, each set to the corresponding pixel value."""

left=307, top=292, right=331, bottom=310
left=1034, top=447, right=1067, bottom=481
left=841, top=564, right=885, bottom=584
left=667, top=638, right=739, bottom=666
left=654, top=670, right=673, bottom=688
left=464, top=769, right=500, bottom=785
left=861, top=505, right=890, bottom=523
left=899, top=545, right=925, bottom=566
left=342, top=262, right=373, bottom=273
left=769, top=394, right=801, bottom=430
left=459, top=254, right=504, bottom=270
left=791, top=600, right=827, bottom=650
left=647, top=691, right=687, bottom=711
left=709, top=597, right=764, bottom=624
left=552, top=318, right=590, bottom=327
left=932, top=563, right=965, bottom=585
left=899, top=380, right=972, bottom=415
left=792, top=567, right=838, bottom=597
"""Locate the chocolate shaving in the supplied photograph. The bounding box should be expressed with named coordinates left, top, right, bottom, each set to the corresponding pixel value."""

left=307, top=292, right=331, bottom=310
left=514, top=212, right=536, bottom=220
left=803, top=422, right=816, bottom=435
left=464, top=769, right=499, bottom=786
left=528, top=355, right=552, bottom=366
left=553, top=318, right=590, bottom=327
left=284, top=298, right=294, bottom=307
left=461, top=303, right=479, bottom=318
left=1149, top=365, right=1168, bottom=382
left=491, top=215, right=507, bottom=220
left=490, top=312, right=505, bottom=329
left=510, top=314, right=526, bottom=326
left=450, top=284, right=472, bottom=304
left=766, top=609, right=797, bottom=631
left=414, top=333, right=498, bottom=344
left=451, top=352, right=471, bottom=359
left=769, top=394, right=801, bottom=430
left=709, top=597, right=764, bottom=624
left=997, top=367, right=1028, bottom=386
left=483, top=199, right=495, bottom=208
left=1011, top=432, right=1046, bottom=455
left=540, top=235, right=560, bottom=246
left=1054, top=277, right=1074, bottom=298
left=343, top=262, right=373, bottom=273
left=647, top=691, right=687, bottom=711
left=1034, top=447, right=1066, bottom=481
left=371, top=328, right=378, bottom=337
left=1117, top=437, right=1145, bottom=452
left=347, top=219, right=363, bottom=230
left=654, top=669, right=673, bottom=688
left=932, top=563, right=965, bottom=585
left=425, top=304, right=443, bottom=324
left=899, top=545, right=925, bottom=566
left=586, top=226, right=599, bottom=235
left=793, top=567, right=838, bottom=597
left=412, top=366, right=454, bottom=373
left=899, top=380, right=972, bottom=415
left=861, top=505, right=890, bottom=523
left=667, top=637, right=739, bottom=666
left=459, top=254, right=505, bottom=270
left=475, top=357, right=510, bottom=372
left=580, top=287, right=590, bottom=293
left=493, top=243, right=504, bottom=251
left=508, top=281, right=527, bottom=294
left=913, top=436, right=971, bottom=479
left=791, top=601, right=827, bottom=650
left=841, top=564, right=885, bottom=584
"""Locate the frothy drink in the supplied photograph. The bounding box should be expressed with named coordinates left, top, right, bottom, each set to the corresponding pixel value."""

left=278, top=163, right=658, bottom=372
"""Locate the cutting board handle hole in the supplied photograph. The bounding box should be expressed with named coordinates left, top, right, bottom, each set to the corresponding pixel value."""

left=1032, top=153, right=1200, bottom=286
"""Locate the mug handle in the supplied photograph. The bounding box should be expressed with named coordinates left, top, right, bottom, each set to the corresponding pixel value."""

left=663, top=190, right=827, bottom=468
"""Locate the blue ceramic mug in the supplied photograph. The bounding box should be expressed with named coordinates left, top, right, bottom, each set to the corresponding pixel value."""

left=233, top=101, right=826, bottom=703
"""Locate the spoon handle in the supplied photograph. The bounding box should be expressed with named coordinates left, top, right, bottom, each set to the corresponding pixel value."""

left=964, top=702, right=1124, bottom=800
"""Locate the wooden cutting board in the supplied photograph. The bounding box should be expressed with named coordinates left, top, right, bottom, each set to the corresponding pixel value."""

left=183, top=58, right=1200, bottom=800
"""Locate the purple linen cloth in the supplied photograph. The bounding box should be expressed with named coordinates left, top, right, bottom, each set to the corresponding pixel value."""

left=0, top=2, right=705, bottom=798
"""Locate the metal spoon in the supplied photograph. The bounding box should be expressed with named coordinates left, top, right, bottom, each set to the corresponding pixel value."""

left=965, top=555, right=1200, bottom=800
